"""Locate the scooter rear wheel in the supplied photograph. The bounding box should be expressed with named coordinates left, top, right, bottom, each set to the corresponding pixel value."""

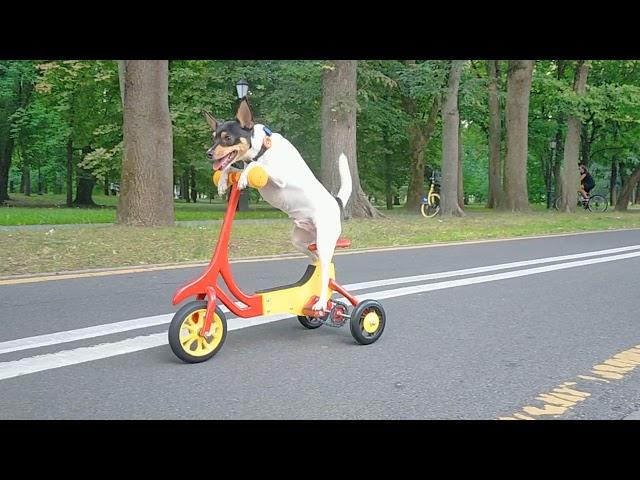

left=349, top=299, right=386, bottom=345
left=297, top=315, right=324, bottom=329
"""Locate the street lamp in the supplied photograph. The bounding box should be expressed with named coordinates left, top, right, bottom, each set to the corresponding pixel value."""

left=547, top=140, right=557, bottom=209
left=236, top=78, right=249, bottom=99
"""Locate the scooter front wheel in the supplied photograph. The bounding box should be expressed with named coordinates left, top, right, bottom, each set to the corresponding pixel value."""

left=169, top=300, right=227, bottom=363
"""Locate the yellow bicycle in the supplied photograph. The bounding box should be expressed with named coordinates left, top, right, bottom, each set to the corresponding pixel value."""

left=420, top=171, right=441, bottom=218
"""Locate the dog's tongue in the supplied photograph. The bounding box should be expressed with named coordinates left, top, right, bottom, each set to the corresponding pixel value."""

left=212, top=159, right=223, bottom=170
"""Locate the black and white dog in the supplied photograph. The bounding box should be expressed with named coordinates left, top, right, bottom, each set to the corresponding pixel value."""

left=205, top=99, right=352, bottom=312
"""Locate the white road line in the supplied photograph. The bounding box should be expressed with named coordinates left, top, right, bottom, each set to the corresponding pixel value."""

left=369, top=250, right=640, bottom=300
left=343, top=244, right=640, bottom=291
left=0, top=314, right=293, bottom=381
left=2, top=244, right=640, bottom=356
left=0, top=248, right=639, bottom=381
left=0, top=315, right=173, bottom=355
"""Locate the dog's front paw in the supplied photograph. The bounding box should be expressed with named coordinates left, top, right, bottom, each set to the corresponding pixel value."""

left=237, top=163, right=256, bottom=190
left=217, top=177, right=229, bottom=196
left=237, top=171, right=249, bottom=190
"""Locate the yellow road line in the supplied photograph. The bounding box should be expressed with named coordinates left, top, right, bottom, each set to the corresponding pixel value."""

left=499, top=344, right=640, bottom=420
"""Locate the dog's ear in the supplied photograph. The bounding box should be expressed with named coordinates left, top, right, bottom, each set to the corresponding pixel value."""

left=235, top=99, right=254, bottom=129
left=203, top=111, right=218, bottom=131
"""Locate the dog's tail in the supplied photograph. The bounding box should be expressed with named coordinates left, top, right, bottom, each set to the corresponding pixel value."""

left=336, top=153, right=352, bottom=208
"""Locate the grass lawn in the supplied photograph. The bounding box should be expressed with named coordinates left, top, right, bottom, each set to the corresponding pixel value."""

left=2, top=207, right=640, bottom=276
left=1, top=193, right=286, bottom=225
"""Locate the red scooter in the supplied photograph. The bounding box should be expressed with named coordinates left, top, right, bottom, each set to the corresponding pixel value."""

left=168, top=167, right=386, bottom=363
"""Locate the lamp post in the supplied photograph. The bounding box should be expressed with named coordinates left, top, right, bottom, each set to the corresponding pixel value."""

left=236, top=78, right=249, bottom=100
left=236, top=78, right=250, bottom=211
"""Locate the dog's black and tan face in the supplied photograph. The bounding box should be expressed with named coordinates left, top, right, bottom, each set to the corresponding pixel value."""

left=205, top=99, right=255, bottom=171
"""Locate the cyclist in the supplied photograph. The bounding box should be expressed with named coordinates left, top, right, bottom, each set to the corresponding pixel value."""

left=579, top=163, right=595, bottom=203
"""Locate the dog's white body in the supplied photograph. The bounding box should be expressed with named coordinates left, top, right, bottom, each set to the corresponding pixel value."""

left=218, top=124, right=352, bottom=311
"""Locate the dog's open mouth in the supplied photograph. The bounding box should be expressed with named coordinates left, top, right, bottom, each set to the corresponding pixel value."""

left=212, top=151, right=238, bottom=171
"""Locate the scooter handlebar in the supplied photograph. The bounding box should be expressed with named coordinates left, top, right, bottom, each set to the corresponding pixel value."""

left=212, top=166, right=268, bottom=189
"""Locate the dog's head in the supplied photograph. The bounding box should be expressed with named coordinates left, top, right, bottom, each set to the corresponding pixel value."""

left=204, top=99, right=255, bottom=171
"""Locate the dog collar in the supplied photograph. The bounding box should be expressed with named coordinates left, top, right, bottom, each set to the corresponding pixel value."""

left=251, top=126, right=272, bottom=162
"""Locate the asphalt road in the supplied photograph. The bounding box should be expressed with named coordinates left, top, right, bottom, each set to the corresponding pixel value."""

left=1, top=229, right=639, bottom=419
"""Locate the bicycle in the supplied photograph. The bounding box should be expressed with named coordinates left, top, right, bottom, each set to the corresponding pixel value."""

left=420, top=171, right=441, bottom=218
left=554, top=192, right=608, bottom=212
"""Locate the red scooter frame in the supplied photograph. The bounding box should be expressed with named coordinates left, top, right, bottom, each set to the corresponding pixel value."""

left=172, top=175, right=359, bottom=338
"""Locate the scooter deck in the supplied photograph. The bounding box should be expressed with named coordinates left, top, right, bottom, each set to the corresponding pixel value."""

left=257, top=261, right=335, bottom=316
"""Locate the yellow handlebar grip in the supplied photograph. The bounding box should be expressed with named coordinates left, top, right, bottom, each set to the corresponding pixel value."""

left=247, top=166, right=268, bottom=188
left=211, top=166, right=268, bottom=189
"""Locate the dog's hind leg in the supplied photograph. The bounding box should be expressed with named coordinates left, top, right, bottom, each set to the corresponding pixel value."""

left=310, top=228, right=340, bottom=312
left=291, top=225, right=318, bottom=263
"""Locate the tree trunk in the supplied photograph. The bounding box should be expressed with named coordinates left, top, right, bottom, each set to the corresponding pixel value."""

left=73, top=146, right=96, bottom=206
left=0, top=67, right=33, bottom=203
left=615, top=165, right=640, bottom=211
left=502, top=60, right=534, bottom=212
left=552, top=130, right=564, bottom=205
left=0, top=137, right=13, bottom=203
left=610, top=159, right=618, bottom=206
left=635, top=182, right=640, bottom=205
left=385, top=161, right=393, bottom=210
left=73, top=169, right=96, bottom=206
left=552, top=61, right=567, bottom=205
left=321, top=60, right=380, bottom=218
left=190, top=164, right=197, bottom=203
left=440, top=60, right=465, bottom=217
left=458, top=116, right=464, bottom=208
left=403, top=64, right=441, bottom=213
left=580, top=123, right=591, bottom=167
left=66, top=139, right=73, bottom=207
left=21, top=162, right=31, bottom=196
left=104, top=176, right=110, bottom=196
left=117, top=60, right=174, bottom=226
left=543, top=150, right=553, bottom=208
left=486, top=60, right=502, bottom=208
left=384, top=132, right=393, bottom=210
left=560, top=61, right=590, bottom=213
left=179, top=171, right=188, bottom=201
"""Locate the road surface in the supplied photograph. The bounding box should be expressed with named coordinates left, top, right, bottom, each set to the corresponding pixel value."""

left=1, top=229, right=639, bottom=419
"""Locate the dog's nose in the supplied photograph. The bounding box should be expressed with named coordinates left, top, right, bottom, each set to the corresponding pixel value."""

left=207, top=148, right=214, bottom=159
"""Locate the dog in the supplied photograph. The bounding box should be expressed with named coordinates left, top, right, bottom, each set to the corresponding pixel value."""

left=204, top=99, right=352, bottom=312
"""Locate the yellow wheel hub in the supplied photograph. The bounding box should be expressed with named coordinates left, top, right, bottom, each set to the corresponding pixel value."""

left=362, top=311, right=380, bottom=334
left=179, top=309, right=223, bottom=357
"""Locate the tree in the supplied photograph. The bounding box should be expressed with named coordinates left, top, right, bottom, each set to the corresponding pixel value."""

left=399, top=61, right=445, bottom=212
left=502, top=60, right=534, bottom=212
left=559, top=61, right=590, bottom=213
left=486, top=60, right=502, bottom=208
left=321, top=60, right=380, bottom=218
left=116, top=61, right=174, bottom=226
left=440, top=60, right=465, bottom=217
left=0, top=62, right=35, bottom=203
left=615, top=164, right=640, bottom=211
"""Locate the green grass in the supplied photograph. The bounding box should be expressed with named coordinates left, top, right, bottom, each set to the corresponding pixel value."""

left=2, top=208, right=640, bottom=276
left=1, top=193, right=286, bottom=225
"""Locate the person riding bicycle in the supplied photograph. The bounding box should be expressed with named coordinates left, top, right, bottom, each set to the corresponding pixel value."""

left=579, top=163, right=595, bottom=203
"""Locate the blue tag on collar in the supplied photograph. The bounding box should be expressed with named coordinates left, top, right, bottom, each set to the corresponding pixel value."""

left=263, top=126, right=272, bottom=136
